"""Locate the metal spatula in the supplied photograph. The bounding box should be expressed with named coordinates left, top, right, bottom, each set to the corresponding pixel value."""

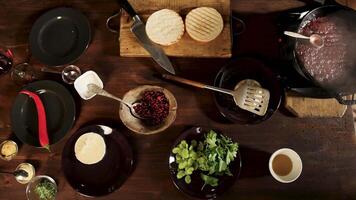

left=162, top=74, right=270, bottom=116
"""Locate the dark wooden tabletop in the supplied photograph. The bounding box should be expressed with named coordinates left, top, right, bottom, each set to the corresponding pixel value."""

left=1, top=0, right=356, bottom=199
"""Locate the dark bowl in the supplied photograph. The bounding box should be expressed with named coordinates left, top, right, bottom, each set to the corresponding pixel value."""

left=168, top=127, right=242, bottom=199
left=214, top=58, right=282, bottom=124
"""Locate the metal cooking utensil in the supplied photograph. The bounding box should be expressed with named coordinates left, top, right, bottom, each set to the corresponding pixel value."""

left=41, top=65, right=82, bottom=84
left=116, top=0, right=176, bottom=74
left=0, top=169, right=29, bottom=181
left=162, top=74, right=270, bottom=116
left=284, top=31, right=324, bottom=48
left=87, top=84, right=146, bottom=119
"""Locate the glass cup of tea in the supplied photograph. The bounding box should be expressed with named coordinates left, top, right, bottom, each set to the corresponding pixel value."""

left=269, top=148, right=302, bottom=183
left=0, top=47, right=13, bottom=75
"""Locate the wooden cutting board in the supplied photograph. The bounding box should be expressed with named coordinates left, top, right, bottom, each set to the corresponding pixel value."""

left=285, top=92, right=348, bottom=118
left=119, top=0, right=231, bottom=58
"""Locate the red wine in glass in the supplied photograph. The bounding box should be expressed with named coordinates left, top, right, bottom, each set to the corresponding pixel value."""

left=0, top=49, right=13, bottom=75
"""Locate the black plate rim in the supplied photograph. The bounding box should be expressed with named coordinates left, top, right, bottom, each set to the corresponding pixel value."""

left=11, top=80, right=76, bottom=147
left=168, top=126, right=242, bottom=199
left=61, top=125, right=134, bottom=197
left=29, top=7, right=91, bottom=66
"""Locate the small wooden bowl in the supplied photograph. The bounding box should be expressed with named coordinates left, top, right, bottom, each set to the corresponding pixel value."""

left=119, top=85, right=177, bottom=135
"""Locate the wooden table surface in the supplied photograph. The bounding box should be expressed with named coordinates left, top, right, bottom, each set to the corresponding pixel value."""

left=1, top=0, right=356, bottom=199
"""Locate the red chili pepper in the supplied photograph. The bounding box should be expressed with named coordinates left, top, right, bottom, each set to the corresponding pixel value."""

left=20, top=90, right=50, bottom=152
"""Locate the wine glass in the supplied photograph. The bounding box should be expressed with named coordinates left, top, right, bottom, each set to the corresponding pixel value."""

left=0, top=47, right=13, bottom=75
left=10, top=63, right=37, bottom=85
left=61, top=65, right=81, bottom=84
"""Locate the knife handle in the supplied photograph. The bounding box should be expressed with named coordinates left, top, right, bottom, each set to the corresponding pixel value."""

left=117, top=0, right=137, bottom=18
left=162, top=74, right=207, bottom=89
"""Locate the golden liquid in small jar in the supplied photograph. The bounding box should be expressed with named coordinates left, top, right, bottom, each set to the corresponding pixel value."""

left=272, top=154, right=293, bottom=176
left=15, top=163, right=35, bottom=184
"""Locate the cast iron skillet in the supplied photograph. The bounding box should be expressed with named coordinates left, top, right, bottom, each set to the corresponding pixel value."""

left=62, top=125, right=134, bottom=197
left=29, top=7, right=91, bottom=66
left=214, top=58, right=282, bottom=124
left=168, top=127, right=241, bottom=199
left=11, top=80, right=76, bottom=147
left=286, top=0, right=356, bottom=104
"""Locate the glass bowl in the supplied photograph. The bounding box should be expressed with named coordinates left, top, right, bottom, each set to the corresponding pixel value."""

left=26, top=175, right=57, bottom=200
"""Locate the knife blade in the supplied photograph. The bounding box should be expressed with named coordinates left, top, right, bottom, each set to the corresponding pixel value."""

left=117, top=0, right=176, bottom=74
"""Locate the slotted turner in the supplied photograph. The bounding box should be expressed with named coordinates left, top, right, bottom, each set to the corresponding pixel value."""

left=162, top=74, right=270, bottom=116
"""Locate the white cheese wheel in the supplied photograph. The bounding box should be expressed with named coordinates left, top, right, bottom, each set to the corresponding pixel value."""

left=74, top=132, right=106, bottom=165
left=185, top=7, right=224, bottom=42
left=146, top=9, right=184, bottom=46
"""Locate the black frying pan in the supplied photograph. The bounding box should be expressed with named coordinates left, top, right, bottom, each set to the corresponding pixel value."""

left=286, top=0, right=356, bottom=104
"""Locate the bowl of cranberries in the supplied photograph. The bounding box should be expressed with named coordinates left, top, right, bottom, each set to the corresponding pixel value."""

left=119, top=85, right=177, bottom=135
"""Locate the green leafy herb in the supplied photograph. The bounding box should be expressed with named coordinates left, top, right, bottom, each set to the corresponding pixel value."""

left=200, top=174, right=218, bottom=188
left=172, top=130, right=239, bottom=188
left=34, top=179, right=56, bottom=200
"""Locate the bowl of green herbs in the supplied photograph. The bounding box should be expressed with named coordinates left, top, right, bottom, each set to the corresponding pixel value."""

left=168, top=127, right=241, bottom=199
left=26, top=175, right=57, bottom=200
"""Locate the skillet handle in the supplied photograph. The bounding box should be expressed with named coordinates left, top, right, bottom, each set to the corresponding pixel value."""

left=335, top=94, right=356, bottom=105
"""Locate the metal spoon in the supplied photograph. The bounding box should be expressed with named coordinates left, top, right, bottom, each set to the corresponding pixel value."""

left=284, top=31, right=324, bottom=48
left=41, top=65, right=81, bottom=84
left=87, top=84, right=146, bottom=119
left=0, top=169, right=28, bottom=181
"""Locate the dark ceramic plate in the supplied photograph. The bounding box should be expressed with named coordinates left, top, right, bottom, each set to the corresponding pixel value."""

left=168, top=127, right=241, bottom=199
left=214, top=58, right=282, bottom=124
left=29, top=7, right=91, bottom=66
left=11, top=80, right=76, bottom=147
left=62, top=125, right=134, bottom=197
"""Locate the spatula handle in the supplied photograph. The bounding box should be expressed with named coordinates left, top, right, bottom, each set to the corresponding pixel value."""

left=162, top=74, right=207, bottom=89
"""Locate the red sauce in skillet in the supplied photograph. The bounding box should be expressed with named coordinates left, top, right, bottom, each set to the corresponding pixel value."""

left=295, top=16, right=349, bottom=85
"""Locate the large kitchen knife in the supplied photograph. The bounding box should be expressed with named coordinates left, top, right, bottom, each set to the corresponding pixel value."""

left=117, top=0, right=176, bottom=74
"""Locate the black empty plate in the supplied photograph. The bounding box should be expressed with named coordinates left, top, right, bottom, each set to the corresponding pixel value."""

left=29, top=7, right=91, bottom=66
left=11, top=80, right=76, bottom=147
left=169, top=127, right=242, bottom=199
left=62, top=125, right=134, bottom=197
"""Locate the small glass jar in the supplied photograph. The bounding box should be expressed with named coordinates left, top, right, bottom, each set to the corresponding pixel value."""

left=15, top=163, right=36, bottom=184
left=0, top=140, right=18, bottom=161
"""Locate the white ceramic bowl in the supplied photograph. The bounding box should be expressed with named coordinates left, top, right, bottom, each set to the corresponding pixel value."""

left=269, top=148, right=302, bottom=183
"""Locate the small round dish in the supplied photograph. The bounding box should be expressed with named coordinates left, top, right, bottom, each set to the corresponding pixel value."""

left=0, top=140, right=18, bottom=161
left=119, top=85, right=177, bottom=135
left=26, top=175, right=57, bottom=200
left=168, top=127, right=242, bottom=199
left=214, top=58, right=282, bottom=124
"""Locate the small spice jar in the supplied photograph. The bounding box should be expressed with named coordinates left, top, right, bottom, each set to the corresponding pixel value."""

left=0, top=140, right=18, bottom=161
left=15, top=163, right=36, bottom=184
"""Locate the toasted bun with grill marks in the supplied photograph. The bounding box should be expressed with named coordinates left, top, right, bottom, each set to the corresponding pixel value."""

left=185, top=7, right=224, bottom=42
